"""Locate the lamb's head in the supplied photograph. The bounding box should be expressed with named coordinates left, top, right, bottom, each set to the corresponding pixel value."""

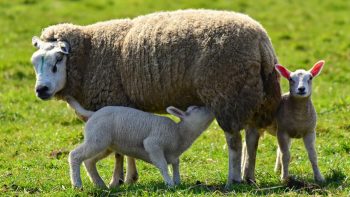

left=31, top=36, right=69, bottom=100
left=275, top=60, right=325, bottom=98
left=166, top=106, right=214, bottom=131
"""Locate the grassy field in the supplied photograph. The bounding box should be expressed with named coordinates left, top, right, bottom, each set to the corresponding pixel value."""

left=0, top=0, right=349, bottom=196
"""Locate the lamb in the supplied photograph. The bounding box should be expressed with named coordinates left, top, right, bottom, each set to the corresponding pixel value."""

left=66, top=96, right=214, bottom=189
left=242, top=60, right=325, bottom=183
left=31, top=9, right=281, bottom=184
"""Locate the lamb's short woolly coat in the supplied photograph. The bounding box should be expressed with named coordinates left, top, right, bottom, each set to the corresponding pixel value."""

left=40, top=9, right=281, bottom=131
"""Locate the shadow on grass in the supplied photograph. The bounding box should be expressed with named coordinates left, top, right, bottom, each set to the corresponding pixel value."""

left=82, top=169, right=348, bottom=196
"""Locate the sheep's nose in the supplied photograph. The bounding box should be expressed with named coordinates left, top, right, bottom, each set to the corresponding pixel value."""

left=36, top=85, right=49, bottom=94
left=298, top=86, right=305, bottom=93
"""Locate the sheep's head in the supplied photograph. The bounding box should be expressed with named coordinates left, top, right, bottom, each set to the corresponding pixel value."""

left=275, top=60, right=325, bottom=98
left=166, top=106, right=214, bottom=131
left=31, top=36, right=69, bottom=100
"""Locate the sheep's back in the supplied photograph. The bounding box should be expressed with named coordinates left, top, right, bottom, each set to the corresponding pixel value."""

left=121, top=10, right=266, bottom=113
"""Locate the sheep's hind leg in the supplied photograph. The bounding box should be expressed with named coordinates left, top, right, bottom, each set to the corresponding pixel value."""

left=125, top=157, right=139, bottom=184
left=242, top=127, right=260, bottom=183
left=224, top=131, right=243, bottom=187
left=144, top=138, right=174, bottom=186
left=303, top=131, right=325, bottom=183
left=84, top=149, right=112, bottom=189
left=109, top=153, right=125, bottom=188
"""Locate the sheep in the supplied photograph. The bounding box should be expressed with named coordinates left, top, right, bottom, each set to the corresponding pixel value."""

left=31, top=9, right=281, bottom=185
left=242, top=60, right=325, bottom=183
left=66, top=96, right=214, bottom=189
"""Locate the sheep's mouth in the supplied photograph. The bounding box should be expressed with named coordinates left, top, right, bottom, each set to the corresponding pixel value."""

left=37, top=92, right=53, bottom=100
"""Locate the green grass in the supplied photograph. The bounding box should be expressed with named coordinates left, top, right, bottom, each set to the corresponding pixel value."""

left=1, top=0, right=349, bottom=196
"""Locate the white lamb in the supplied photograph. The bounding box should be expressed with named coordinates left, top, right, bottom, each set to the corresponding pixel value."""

left=66, top=97, right=214, bottom=189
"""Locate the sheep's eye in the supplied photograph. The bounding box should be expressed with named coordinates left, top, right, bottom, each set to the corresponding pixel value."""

left=289, top=78, right=294, bottom=82
left=309, top=76, right=313, bottom=81
left=56, top=55, right=63, bottom=62
left=52, top=65, right=57, bottom=73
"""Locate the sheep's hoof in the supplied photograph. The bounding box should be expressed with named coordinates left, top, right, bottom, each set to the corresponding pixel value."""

left=125, top=173, right=139, bottom=184
left=244, top=178, right=256, bottom=185
left=224, top=179, right=242, bottom=190
left=109, top=179, right=123, bottom=189
left=315, top=176, right=325, bottom=183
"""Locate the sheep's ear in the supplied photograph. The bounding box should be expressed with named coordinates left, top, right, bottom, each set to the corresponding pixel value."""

left=32, top=36, right=41, bottom=49
left=166, top=106, right=186, bottom=119
left=275, top=64, right=291, bottom=79
left=57, top=41, right=70, bottom=54
left=309, top=60, right=325, bottom=77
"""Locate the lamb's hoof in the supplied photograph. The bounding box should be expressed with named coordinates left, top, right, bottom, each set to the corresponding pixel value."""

left=73, top=184, right=83, bottom=190
left=166, top=181, right=175, bottom=188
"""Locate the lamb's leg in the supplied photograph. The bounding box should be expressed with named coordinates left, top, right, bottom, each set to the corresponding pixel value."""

left=125, top=157, right=139, bottom=184
left=69, top=142, right=108, bottom=189
left=172, top=158, right=180, bottom=185
left=224, top=131, right=242, bottom=186
left=303, top=131, right=325, bottom=182
left=242, top=127, right=260, bottom=183
left=144, top=138, right=174, bottom=186
left=109, top=153, right=125, bottom=188
left=84, top=149, right=112, bottom=189
left=277, top=130, right=291, bottom=181
left=274, top=147, right=282, bottom=173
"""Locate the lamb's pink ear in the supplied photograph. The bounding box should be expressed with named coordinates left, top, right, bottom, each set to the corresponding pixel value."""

left=166, top=106, right=186, bottom=119
left=275, top=64, right=291, bottom=79
left=309, top=60, right=325, bottom=77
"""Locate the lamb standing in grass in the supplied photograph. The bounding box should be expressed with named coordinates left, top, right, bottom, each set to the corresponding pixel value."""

left=242, top=60, right=325, bottom=183
left=66, top=96, right=214, bottom=189
left=273, top=60, right=325, bottom=182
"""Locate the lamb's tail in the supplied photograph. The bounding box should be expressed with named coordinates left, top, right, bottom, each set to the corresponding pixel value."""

left=66, top=96, right=94, bottom=120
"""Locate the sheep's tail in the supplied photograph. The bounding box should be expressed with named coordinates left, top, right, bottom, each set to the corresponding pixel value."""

left=255, top=35, right=282, bottom=128
left=66, top=96, right=94, bottom=120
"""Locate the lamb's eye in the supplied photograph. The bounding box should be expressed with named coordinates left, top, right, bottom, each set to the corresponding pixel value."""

left=309, top=76, right=313, bottom=81
left=289, top=78, right=294, bottom=82
left=52, top=65, right=57, bottom=73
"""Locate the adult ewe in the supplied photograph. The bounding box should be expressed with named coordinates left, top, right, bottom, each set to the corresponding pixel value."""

left=31, top=9, right=281, bottom=185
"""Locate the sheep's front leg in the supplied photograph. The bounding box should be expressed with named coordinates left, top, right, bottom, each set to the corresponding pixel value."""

left=84, top=149, right=112, bottom=189
left=125, top=156, right=139, bottom=184
left=224, top=131, right=242, bottom=186
left=144, top=139, right=174, bottom=186
left=109, top=153, right=125, bottom=188
left=277, top=130, right=291, bottom=181
left=242, top=127, right=260, bottom=183
left=172, top=158, right=180, bottom=185
left=303, top=131, right=325, bottom=183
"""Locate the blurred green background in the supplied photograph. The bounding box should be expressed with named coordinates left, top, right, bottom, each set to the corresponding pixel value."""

left=0, top=0, right=349, bottom=196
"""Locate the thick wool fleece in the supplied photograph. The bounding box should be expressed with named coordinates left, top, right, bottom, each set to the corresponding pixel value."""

left=40, top=9, right=281, bottom=132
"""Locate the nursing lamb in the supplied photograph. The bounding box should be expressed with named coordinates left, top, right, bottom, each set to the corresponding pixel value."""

left=66, top=96, right=214, bottom=189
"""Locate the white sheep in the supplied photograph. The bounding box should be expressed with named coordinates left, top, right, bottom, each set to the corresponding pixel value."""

left=242, top=60, right=325, bottom=183
left=31, top=9, right=282, bottom=184
left=66, top=96, right=214, bottom=189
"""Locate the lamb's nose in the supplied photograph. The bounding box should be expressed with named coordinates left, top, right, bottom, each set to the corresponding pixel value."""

left=298, top=87, right=305, bottom=93
left=36, top=85, right=49, bottom=94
